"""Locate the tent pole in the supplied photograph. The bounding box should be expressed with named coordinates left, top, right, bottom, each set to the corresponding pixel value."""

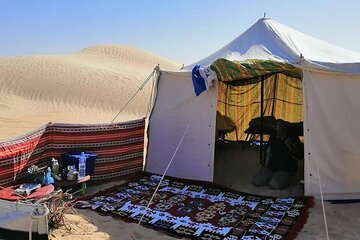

left=271, top=74, right=278, bottom=117
left=260, top=76, right=264, bottom=165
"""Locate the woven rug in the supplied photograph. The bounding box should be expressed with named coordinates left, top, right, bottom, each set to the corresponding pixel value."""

left=77, top=174, right=313, bottom=240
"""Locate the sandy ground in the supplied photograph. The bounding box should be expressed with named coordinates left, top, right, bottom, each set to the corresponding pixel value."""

left=50, top=142, right=360, bottom=240
left=0, top=45, right=181, bottom=141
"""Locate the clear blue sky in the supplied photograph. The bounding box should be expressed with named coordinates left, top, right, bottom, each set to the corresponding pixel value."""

left=1, top=0, right=360, bottom=64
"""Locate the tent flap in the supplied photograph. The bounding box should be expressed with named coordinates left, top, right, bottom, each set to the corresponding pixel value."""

left=146, top=71, right=218, bottom=182
left=303, top=70, right=360, bottom=199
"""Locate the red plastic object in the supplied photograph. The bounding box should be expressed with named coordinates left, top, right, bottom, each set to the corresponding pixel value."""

left=0, top=184, right=54, bottom=201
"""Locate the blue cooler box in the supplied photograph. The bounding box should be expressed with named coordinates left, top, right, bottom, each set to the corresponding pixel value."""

left=61, top=152, right=97, bottom=176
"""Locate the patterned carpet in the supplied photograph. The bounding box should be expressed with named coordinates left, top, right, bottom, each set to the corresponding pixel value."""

left=76, top=174, right=313, bottom=240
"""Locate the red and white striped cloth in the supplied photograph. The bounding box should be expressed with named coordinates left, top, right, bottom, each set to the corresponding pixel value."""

left=0, top=118, right=145, bottom=186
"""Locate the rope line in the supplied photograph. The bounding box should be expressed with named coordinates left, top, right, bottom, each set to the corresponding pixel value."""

left=136, top=107, right=195, bottom=226
left=146, top=71, right=157, bottom=117
left=134, top=71, right=157, bottom=120
left=111, top=65, right=159, bottom=123
left=132, top=96, right=202, bottom=239
left=314, top=140, right=330, bottom=240
left=303, top=78, right=330, bottom=240
left=130, top=72, right=213, bottom=239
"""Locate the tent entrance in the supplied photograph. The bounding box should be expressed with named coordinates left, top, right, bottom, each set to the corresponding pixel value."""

left=211, top=59, right=304, bottom=196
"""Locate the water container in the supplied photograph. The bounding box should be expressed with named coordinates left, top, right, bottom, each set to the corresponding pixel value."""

left=61, top=152, right=97, bottom=176
left=78, top=152, right=86, bottom=179
left=42, top=167, right=54, bottom=185
left=67, top=165, right=78, bottom=181
left=51, top=158, right=60, bottom=175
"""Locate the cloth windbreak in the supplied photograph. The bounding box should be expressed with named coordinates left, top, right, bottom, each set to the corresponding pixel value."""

left=217, top=73, right=303, bottom=141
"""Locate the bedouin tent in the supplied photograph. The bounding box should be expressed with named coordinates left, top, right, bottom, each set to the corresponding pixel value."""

left=145, top=18, right=360, bottom=200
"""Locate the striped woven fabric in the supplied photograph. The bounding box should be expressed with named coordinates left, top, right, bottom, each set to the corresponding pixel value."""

left=217, top=74, right=303, bottom=141
left=0, top=119, right=145, bottom=186
left=211, top=58, right=303, bottom=141
left=210, top=58, right=301, bottom=83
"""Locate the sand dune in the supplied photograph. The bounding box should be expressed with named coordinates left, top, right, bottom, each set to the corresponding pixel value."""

left=0, top=45, right=181, bottom=140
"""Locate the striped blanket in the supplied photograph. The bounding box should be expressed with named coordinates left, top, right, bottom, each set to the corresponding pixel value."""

left=0, top=119, right=145, bottom=186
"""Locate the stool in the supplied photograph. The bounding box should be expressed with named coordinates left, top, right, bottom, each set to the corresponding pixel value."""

left=54, top=175, right=90, bottom=195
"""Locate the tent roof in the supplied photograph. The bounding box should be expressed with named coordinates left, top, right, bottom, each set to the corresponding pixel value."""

left=184, top=18, right=360, bottom=71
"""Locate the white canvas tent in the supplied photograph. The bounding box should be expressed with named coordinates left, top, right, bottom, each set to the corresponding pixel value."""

left=145, top=18, right=360, bottom=200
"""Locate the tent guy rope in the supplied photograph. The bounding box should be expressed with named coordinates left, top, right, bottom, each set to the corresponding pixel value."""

left=132, top=90, right=209, bottom=240
left=110, top=65, right=159, bottom=123
left=303, top=81, right=330, bottom=240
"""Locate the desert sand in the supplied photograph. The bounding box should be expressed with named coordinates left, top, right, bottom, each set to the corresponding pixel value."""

left=0, top=45, right=181, bottom=141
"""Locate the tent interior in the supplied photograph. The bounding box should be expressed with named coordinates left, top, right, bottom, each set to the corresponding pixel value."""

left=210, top=58, right=304, bottom=197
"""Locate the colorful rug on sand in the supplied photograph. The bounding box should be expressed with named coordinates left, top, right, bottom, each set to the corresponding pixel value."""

left=77, top=175, right=313, bottom=240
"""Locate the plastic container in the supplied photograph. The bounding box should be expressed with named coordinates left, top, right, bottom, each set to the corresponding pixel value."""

left=51, top=158, right=60, bottom=175
left=61, top=152, right=97, bottom=176
left=67, top=165, right=78, bottom=181
left=78, top=152, right=86, bottom=179
left=42, top=167, right=54, bottom=185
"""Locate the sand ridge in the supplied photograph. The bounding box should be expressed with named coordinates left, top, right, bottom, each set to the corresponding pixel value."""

left=0, top=45, right=181, bottom=140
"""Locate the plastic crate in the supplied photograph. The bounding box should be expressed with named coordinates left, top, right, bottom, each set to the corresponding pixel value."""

left=61, top=152, right=97, bottom=176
